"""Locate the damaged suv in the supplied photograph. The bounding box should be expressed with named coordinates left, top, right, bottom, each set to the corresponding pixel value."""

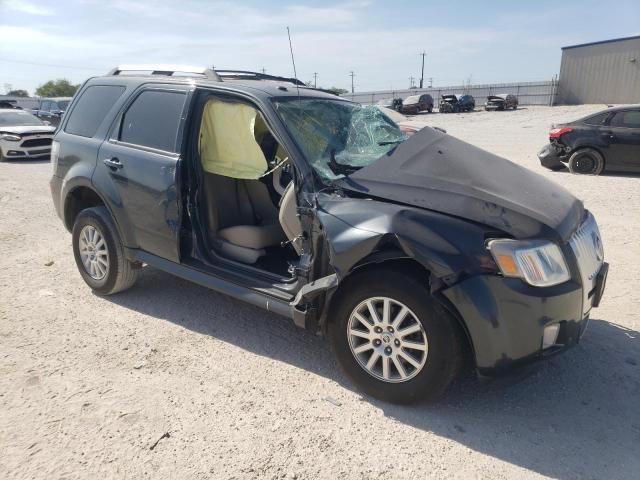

left=50, top=65, right=608, bottom=403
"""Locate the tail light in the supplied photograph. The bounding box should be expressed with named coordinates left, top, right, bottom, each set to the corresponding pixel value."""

left=549, top=127, right=573, bottom=140
left=51, top=140, right=60, bottom=174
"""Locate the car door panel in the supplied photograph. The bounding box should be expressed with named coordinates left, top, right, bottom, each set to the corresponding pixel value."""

left=94, top=86, right=189, bottom=263
left=603, top=110, right=640, bottom=172
left=96, top=141, right=181, bottom=260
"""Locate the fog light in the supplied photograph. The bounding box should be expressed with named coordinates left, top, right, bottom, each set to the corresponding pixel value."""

left=542, top=324, right=560, bottom=349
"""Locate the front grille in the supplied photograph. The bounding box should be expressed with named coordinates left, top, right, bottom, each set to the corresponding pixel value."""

left=569, top=212, right=604, bottom=314
left=21, top=138, right=52, bottom=148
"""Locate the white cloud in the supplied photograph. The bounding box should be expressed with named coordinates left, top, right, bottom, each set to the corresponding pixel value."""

left=4, top=0, right=53, bottom=16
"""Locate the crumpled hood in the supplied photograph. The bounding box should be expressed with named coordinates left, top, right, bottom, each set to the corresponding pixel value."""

left=337, top=127, right=584, bottom=241
left=0, top=125, right=55, bottom=135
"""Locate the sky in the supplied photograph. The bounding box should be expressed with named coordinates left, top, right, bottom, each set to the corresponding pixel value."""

left=1, top=0, right=639, bottom=95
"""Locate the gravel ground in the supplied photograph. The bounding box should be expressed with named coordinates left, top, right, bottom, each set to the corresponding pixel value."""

left=1, top=105, right=639, bottom=480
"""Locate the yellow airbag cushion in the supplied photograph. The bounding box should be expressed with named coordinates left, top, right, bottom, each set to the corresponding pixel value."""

left=199, top=100, right=268, bottom=179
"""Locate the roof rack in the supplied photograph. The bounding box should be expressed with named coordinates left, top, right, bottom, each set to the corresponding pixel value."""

left=107, top=64, right=221, bottom=81
left=214, top=70, right=306, bottom=86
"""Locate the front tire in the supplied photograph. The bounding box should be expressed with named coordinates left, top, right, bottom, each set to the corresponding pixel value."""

left=72, top=206, right=138, bottom=295
left=568, top=148, right=604, bottom=175
left=329, top=269, right=462, bottom=403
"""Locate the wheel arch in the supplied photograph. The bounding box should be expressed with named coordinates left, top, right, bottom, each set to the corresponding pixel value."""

left=63, top=185, right=107, bottom=232
left=319, top=253, right=476, bottom=368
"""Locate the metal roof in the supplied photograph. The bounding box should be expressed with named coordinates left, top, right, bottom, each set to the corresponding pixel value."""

left=561, top=35, right=640, bottom=50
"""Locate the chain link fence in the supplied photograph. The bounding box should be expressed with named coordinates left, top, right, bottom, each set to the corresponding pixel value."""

left=341, top=79, right=559, bottom=107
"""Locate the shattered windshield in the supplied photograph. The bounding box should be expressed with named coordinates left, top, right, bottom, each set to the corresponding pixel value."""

left=273, top=98, right=408, bottom=182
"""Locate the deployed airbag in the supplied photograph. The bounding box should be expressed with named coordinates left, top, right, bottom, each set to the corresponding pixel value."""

left=199, top=100, right=268, bottom=179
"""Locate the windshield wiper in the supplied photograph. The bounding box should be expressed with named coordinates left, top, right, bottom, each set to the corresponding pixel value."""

left=378, top=140, right=404, bottom=146
left=328, top=149, right=361, bottom=176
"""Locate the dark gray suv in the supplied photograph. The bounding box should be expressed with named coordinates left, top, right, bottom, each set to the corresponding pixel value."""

left=50, top=65, right=608, bottom=403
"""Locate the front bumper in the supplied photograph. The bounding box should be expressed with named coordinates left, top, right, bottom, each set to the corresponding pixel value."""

left=0, top=143, right=52, bottom=160
left=442, top=263, right=608, bottom=375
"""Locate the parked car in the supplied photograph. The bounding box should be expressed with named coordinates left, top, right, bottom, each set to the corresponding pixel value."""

left=33, top=97, right=73, bottom=127
left=377, top=97, right=403, bottom=111
left=376, top=106, right=446, bottom=136
left=0, top=108, right=56, bottom=161
left=0, top=100, right=22, bottom=109
left=439, top=94, right=475, bottom=113
left=50, top=65, right=608, bottom=403
left=398, top=94, right=434, bottom=114
left=538, top=105, right=640, bottom=174
left=484, top=94, right=518, bottom=111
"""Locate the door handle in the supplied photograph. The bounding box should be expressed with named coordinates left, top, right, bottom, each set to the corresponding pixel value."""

left=103, top=157, right=123, bottom=169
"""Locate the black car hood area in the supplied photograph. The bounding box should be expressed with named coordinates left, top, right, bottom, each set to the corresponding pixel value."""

left=336, top=128, right=584, bottom=241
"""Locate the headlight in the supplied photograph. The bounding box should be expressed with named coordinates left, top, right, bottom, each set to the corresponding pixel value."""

left=1, top=134, right=21, bottom=141
left=487, top=239, right=570, bottom=287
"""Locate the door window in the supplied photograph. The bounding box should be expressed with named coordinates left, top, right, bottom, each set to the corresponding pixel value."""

left=610, top=111, right=640, bottom=129
left=583, top=112, right=609, bottom=126
left=40, top=101, right=51, bottom=112
left=119, top=90, right=186, bottom=153
left=65, top=85, right=126, bottom=137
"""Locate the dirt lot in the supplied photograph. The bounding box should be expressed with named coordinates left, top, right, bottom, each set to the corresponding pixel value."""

left=1, top=105, right=638, bottom=480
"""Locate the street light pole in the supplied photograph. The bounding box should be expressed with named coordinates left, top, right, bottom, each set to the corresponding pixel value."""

left=419, top=51, right=426, bottom=89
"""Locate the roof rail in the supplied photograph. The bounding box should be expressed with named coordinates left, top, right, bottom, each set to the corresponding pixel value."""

left=215, top=70, right=306, bottom=86
left=107, top=64, right=221, bottom=81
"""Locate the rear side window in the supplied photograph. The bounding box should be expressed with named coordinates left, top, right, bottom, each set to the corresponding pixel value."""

left=65, top=85, right=125, bottom=137
left=583, top=112, right=609, bottom=126
left=610, top=110, right=640, bottom=128
left=119, top=90, right=186, bottom=153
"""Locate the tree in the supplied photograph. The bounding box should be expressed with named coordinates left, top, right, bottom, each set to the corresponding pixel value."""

left=324, top=86, right=349, bottom=96
left=7, top=89, right=29, bottom=97
left=35, top=79, right=79, bottom=97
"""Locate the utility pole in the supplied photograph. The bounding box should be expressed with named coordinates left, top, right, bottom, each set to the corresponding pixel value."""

left=428, top=77, right=433, bottom=88
left=261, top=67, right=266, bottom=74
left=349, top=71, right=355, bottom=93
left=313, top=72, right=318, bottom=88
left=409, top=76, right=415, bottom=88
left=419, top=51, right=426, bottom=89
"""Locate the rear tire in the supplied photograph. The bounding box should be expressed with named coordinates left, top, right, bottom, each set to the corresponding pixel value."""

left=568, top=148, right=604, bottom=175
left=72, top=206, right=138, bottom=295
left=329, top=268, right=462, bottom=403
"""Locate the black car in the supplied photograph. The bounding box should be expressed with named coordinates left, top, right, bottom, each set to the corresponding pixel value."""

left=538, top=105, right=640, bottom=174
left=33, top=97, right=73, bottom=127
left=0, top=100, right=22, bottom=109
left=484, top=94, right=518, bottom=111
left=439, top=94, right=475, bottom=113
left=398, top=94, right=434, bottom=114
left=50, top=65, right=607, bottom=403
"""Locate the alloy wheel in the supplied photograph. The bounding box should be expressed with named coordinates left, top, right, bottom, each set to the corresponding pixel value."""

left=78, top=225, right=109, bottom=280
left=347, top=297, right=428, bottom=383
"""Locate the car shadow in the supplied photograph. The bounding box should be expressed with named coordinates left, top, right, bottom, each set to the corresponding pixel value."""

left=104, top=266, right=640, bottom=480
left=551, top=168, right=640, bottom=178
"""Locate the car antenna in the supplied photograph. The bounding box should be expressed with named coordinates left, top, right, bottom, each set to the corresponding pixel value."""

left=286, top=26, right=301, bottom=103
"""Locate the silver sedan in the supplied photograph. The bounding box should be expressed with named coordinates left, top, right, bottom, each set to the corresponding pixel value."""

left=0, top=109, right=56, bottom=161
